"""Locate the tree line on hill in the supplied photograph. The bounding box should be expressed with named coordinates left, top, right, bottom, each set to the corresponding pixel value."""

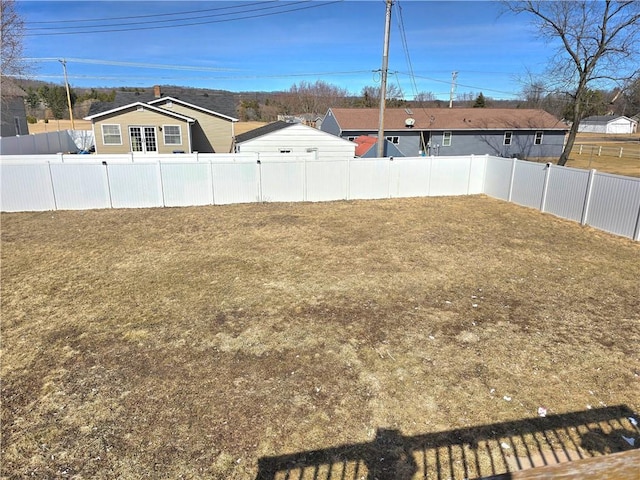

left=17, top=77, right=640, bottom=127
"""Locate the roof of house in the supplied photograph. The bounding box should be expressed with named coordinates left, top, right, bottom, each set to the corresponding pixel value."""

left=84, top=102, right=195, bottom=122
left=580, top=115, right=636, bottom=124
left=353, top=135, right=377, bottom=156
left=148, top=97, right=238, bottom=122
left=327, top=108, right=567, bottom=131
left=234, top=121, right=294, bottom=143
left=0, top=78, right=26, bottom=97
left=87, top=85, right=238, bottom=119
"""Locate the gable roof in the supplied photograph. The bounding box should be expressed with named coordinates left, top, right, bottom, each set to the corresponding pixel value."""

left=86, top=85, right=238, bottom=118
left=84, top=102, right=195, bottom=122
left=327, top=108, right=567, bottom=131
left=353, top=135, right=377, bottom=156
left=580, top=115, right=636, bottom=125
left=234, top=121, right=294, bottom=144
left=148, top=96, right=238, bottom=122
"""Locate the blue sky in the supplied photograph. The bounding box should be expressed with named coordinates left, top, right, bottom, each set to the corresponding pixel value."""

left=18, top=0, right=551, bottom=100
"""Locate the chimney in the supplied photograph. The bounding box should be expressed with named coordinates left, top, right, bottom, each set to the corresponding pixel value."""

left=153, top=85, right=161, bottom=98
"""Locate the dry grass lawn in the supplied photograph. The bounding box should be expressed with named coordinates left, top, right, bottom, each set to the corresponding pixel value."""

left=2, top=196, right=639, bottom=479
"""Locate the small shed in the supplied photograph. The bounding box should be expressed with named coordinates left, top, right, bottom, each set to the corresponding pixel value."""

left=234, top=121, right=355, bottom=160
left=578, top=115, right=638, bottom=134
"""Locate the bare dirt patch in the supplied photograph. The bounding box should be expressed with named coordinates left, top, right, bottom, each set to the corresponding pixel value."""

left=1, top=196, right=639, bottom=479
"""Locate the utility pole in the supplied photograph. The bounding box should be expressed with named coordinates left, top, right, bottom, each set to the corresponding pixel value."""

left=59, top=59, right=75, bottom=130
left=377, top=0, right=393, bottom=158
left=449, top=71, right=458, bottom=109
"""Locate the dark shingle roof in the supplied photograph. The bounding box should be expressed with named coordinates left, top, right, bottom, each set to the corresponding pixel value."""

left=87, top=85, right=238, bottom=118
left=235, top=121, right=294, bottom=143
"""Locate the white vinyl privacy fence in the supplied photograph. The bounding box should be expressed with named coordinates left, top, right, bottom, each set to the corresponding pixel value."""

left=0, top=130, right=94, bottom=155
left=1, top=153, right=639, bottom=241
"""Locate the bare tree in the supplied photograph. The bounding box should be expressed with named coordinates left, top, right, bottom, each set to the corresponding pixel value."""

left=1, top=0, right=28, bottom=78
left=504, top=1, right=640, bottom=165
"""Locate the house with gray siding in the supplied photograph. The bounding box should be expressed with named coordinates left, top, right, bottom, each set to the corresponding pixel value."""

left=321, top=107, right=567, bottom=160
left=0, top=81, right=29, bottom=138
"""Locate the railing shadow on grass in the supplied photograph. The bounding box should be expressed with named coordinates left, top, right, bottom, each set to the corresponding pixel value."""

left=255, top=405, right=639, bottom=480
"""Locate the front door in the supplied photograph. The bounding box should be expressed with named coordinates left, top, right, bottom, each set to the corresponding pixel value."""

left=129, top=126, right=158, bottom=153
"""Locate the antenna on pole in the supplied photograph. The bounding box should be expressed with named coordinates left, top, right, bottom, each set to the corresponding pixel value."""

left=59, top=59, right=75, bottom=130
left=377, top=0, right=393, bottom=158
left=449, top=71, right=458, bottom=109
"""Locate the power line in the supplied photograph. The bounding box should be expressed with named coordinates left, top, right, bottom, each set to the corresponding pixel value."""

left=26, top=1, right=276, bottom=24
left=24, top=1, right=342, bottom=36
left=25, top=1, right=306, bottom=31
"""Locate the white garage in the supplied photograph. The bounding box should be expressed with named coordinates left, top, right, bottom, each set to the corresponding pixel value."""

left=234, top=121, right=355, bottom=161
left=578, top=115, right=638, bottom=134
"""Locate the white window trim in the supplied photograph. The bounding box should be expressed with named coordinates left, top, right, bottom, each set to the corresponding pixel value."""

left=102, top=124, right=122, bottom=145
left=163, top=124, right=182, bottom=145
left=442, top=131, right=452, bottom=147
left=535, top=131, right=543, bottom=145
left=504, top=131, right=512, bottom=145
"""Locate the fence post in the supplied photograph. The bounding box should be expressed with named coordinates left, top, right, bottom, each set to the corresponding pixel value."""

left=257, top=158, right=263, bottom=202
left=467, top=154, right=474, bottom=195
left=540, top=163, right=552, bottom=212
left=633, top=203, right=640, bottom=242
left=157, top=161, right=166, bottom=207
left=581, top=169, right=597, bottom=226
left=47, top=162, right=58, bottom=211
left=346, top=156, right=351, bottom=200
left=208, top=159, right=215, bottom=205
left=387, top=156, right=393, bottom=198
left=507, top=157, right=517, bottom=202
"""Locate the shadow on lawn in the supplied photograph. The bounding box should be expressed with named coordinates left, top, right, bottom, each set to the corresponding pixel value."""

left=255, top=405, right=639, bottom=480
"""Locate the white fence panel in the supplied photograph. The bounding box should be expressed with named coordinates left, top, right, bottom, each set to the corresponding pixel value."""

left=305, top=160, right=348, bottom=202
left=543, top=166, right=591, bottom=222
left=160, top=162, right=213, bottom=207
left=389, top=157, right=430, bottom=198
left=0, top=164, right=56, bottom=211
left=50, top=163, right=111, bottom=210
left=211, top=162, right=259, bottom=205
left=484, top=157, right=513, bottom=200
left=349, top=158, right=390, bottom=199
left=468, top=155, right=487, bottom=194
left=510, top=161, right=546, bottom=209
left=260, top=160, right=305, bottom=202
left=0, top=154, right=63, bottom=164
left=107, top=163, right=163, bottom=208
left=586, top=173, right=640, bottom=239
left=429, top=156, right=471, bottom=196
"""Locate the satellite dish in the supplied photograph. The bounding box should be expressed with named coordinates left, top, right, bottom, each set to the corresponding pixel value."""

left=405, top=118, right=415, bottom=127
